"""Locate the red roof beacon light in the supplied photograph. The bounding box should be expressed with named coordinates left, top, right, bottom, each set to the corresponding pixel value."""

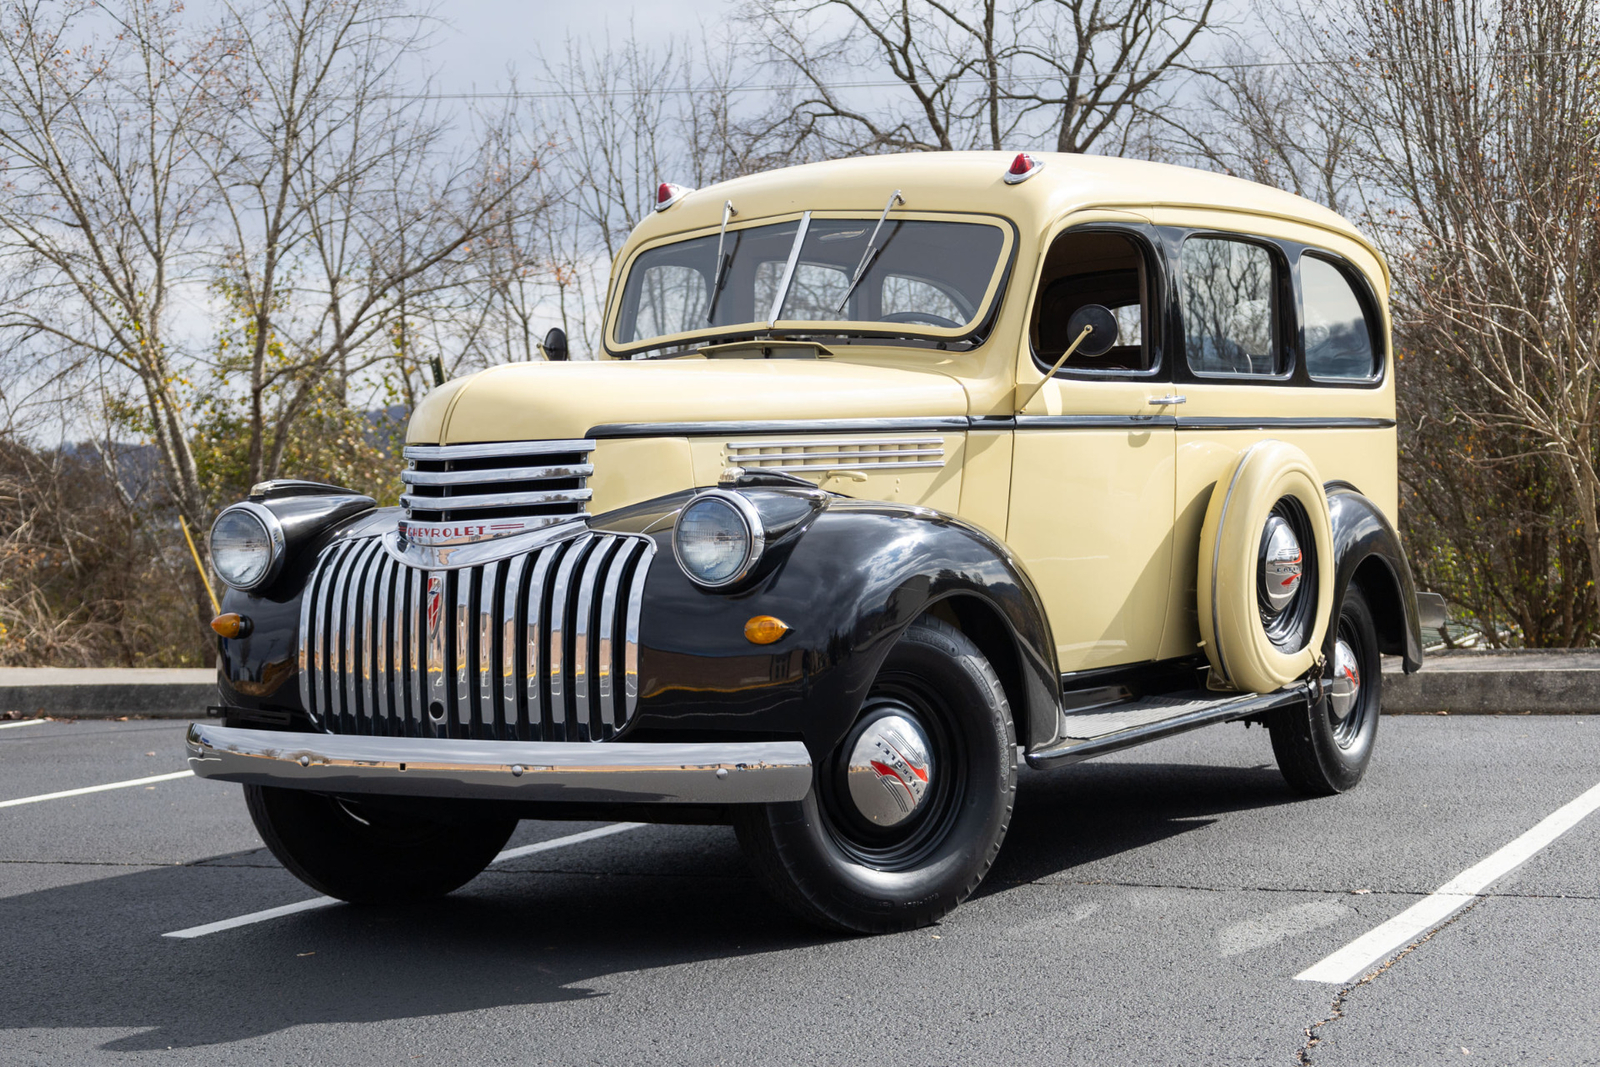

left=1003, top=152, right=1044, bottom=185
left=655, top=182, right=692, bottom=211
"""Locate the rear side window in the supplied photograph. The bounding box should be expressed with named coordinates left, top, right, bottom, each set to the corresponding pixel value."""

left=1181, top=237, right=1279, bottom=376
left=1301, top=255, right=1377, bottom=379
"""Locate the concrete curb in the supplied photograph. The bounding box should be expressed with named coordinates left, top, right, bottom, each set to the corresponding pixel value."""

left=1381, top=650, right=1600, bottom=715
left=0, top=668, right=215, bottom=719
left=3, top=653, right=1598, bottom=719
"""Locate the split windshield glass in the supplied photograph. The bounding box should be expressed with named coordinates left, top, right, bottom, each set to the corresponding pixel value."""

left=613, top=215, right=1007, bottom=353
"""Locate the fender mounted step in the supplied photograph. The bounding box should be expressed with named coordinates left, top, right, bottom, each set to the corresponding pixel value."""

left=1025, top=683, right=1314, bottom=768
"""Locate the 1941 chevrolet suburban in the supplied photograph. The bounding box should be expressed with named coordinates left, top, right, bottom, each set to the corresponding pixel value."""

left=190, top=151, right=1447, bottom=933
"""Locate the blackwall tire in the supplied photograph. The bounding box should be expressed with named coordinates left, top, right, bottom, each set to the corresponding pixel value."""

left=1269, top=585, right=1383, bottom=795
left=733, top=617, right=1016, bottom=934
left=245, top=785, right=518, bottom=904
left=1198, top=440, right=1334, bottom=693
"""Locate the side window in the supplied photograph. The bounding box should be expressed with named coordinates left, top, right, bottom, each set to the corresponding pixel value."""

left=1301, top=255, right=1377, bottom=380
left=1029, top=230, right=1153, bottom=373
left=1181, top=237, right=1278, bottom=376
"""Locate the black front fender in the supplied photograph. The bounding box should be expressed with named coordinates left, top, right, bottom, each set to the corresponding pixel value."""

left=624, top=497, right=1061, bottom=761
left=1326, top=485, right=1424, bottom=672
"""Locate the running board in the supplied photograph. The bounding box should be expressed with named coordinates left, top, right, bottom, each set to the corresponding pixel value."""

left=1026, top=683, right=1313, bottom=768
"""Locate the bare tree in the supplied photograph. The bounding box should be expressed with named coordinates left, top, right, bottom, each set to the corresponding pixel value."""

left=744, top=0, right=1221, bottom=156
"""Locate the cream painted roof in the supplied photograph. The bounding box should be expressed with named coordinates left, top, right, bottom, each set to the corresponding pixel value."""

left=627, top=151, right=1373, bottom=262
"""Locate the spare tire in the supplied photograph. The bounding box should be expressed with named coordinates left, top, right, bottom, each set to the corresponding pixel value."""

left=1197, top=440, right=1333, bottom=693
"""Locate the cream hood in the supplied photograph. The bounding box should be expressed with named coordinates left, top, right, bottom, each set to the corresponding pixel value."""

left=406, top=358, right=971, bottom=444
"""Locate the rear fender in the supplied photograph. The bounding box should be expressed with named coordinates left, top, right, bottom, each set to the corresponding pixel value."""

left=1326, top=485, right=1424, bottom=672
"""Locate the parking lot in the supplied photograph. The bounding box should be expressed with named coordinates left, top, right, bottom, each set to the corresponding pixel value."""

left=2, top=713, right=1597, bottom=1065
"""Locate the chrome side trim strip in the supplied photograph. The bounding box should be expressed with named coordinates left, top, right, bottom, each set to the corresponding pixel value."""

left=403, top=439, right=595, bottom=461
left=401, top=463, right=593, bottom=486
left=1014, top=415, right=1179, bottom=429
left=727, top=448, right=943, bottom=462
left=188, top=723, right=814, bottom=805
left=1175, top=416, right=1397, bottom=431
left=588, top=417, right=970, bottom=439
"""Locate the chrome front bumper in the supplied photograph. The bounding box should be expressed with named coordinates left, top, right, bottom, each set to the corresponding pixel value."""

left=185, top=723, right=813, bottom=805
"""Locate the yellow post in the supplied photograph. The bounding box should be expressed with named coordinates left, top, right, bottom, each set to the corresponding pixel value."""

left=180, top=514, right=221, bottom=615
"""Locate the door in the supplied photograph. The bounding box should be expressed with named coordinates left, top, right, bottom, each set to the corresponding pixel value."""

left=1006, top=222, right=1177, bottom=675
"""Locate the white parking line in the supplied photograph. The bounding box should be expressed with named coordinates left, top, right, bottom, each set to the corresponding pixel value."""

left=1297, top=779, right=1600, bottom=984
left=0, top=770, right=194, bottom=809
left=0, top=719, right=48, bottom=730
left=162, top=821, right=648, bottom=939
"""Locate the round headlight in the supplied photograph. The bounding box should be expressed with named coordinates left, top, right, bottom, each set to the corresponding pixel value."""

left=210, top=503, right=285, bottom=591
left=673, top=491, right=765, bottom=588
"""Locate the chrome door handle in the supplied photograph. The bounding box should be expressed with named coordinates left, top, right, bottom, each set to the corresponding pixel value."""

left=1148, top=395, right=1187, bottom=405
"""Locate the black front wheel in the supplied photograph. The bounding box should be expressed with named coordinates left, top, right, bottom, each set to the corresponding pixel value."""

left=734, top=617, right=1016, bottom=933
left=1268, top=584, right=1382, bottom=795
left=246, top=786, right=518, bottom=903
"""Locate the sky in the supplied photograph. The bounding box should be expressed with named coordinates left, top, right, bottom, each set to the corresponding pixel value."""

left=425, top=0, right=739, bottom=95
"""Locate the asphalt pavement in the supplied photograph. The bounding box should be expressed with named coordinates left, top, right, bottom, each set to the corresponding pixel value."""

left=1, top=713, right=1597, bottom=1065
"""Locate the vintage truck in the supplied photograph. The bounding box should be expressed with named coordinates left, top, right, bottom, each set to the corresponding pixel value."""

left=189, top=150, right=1444, bottom=932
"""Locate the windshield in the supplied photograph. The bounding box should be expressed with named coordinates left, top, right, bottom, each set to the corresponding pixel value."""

left=611, top=214, right=1011, bottom=354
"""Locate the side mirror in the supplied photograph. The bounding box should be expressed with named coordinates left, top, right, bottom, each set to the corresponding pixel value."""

left=540, top=327, right=569, bottom=362
left=1066, top=304, right=1120, bottom=358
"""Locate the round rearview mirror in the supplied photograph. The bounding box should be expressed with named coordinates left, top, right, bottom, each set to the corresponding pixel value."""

left=541, top=327, right=569, bottom=362
left=1066, top=304, right=1120, bottom=358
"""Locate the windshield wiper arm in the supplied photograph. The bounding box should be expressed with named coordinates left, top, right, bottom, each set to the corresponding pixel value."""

left=704, top=200, right=737, bottom=323
left=834, top=189, right=904, bottom=315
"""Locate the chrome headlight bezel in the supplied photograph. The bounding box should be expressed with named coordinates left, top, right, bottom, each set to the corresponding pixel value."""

left=672, top=489, right=766, bottom=589
left=210, top=501, right=287, bottom=591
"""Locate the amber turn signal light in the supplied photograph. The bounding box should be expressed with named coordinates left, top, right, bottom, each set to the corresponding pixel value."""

left=744, top=615, right=790, bottom=645
left=210, top=613, right=251, bottom=639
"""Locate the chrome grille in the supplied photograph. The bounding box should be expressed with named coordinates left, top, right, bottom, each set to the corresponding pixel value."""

left=401, top=439, right=594, bottom=525
left=297, top=532, right=655, bottom=741
left=726, top=436, right=945, bottom=473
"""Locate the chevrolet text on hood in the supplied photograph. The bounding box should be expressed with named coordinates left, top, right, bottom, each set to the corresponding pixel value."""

left=191, top=151, right=1441, bottom=934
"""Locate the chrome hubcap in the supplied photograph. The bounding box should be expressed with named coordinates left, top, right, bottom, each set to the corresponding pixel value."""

left=1328, top=638, right=1361, bottom=724
left=845, top=713, right=934, bottom=827
left=1259, top=515, right=1304, bottom=615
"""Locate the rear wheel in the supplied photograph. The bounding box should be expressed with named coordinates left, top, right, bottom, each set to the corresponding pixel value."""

left=1269, top=585, right=1382, bottom=795
left=734, top=617, right=1016, bottom=933
left=246, top=785, right=518, bottom=903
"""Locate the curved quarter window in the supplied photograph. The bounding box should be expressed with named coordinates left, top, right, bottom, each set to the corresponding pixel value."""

left=1301, top=255, right=1377, bottom=380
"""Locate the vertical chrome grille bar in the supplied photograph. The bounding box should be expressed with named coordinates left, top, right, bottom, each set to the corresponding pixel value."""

left=546, top=535, right=592, bottom=741
left=477, top=563, right=498, bottom=738
left=297, top=545, right=328, bottom=722
left=623, top=541, right=656, bottom=723
left=454, top=568, right=473, bottom=732
left=425, top=571, right=447, bottom=729
left=317, top=542, right=353, bottom=724
left=501, top=554, right=527, bottom=739
left=374, top=554, right=397, bottom=734
left=345, top=540, right=382, bottom=732
left=360, top=546, right=384, bottom=732
left=327, top=541, right=361, bottom=726
left=596, top=538, right=641, bottom=738
left=406, top=567, right=424, bottom=735
left=523, top=545, right=558, bottom=741
left=572, top=538, right=619, bottom=742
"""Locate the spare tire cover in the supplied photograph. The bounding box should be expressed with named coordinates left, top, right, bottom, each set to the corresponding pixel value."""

left=1197, top=439, right=1333, bottom=693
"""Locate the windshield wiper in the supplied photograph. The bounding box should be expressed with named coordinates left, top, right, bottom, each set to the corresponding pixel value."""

left=834, top=189, right=904, bottom=315
left=704, top=200, right=737, bottom=323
